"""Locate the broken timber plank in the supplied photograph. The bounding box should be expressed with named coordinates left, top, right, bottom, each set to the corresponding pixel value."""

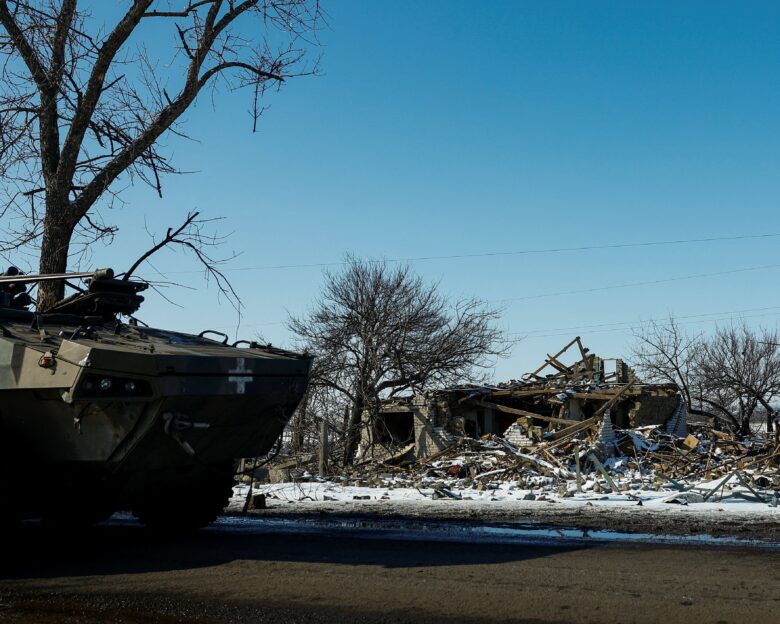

left=568, top=391, right=637, bottom=401
left=508, top=388, right=568, bottom=398
left=588, top=453, right=620, bottom=494
left=575, top=444, right=582, bottom=492
left=543, top=416, right=600, bottom=448
left=467, top=399, right=579, bottom=426
left=684, top=447, right=780, bottom=481
left=703, top=472, right=736, bottom=502
left=593, top=381, right=636, bottom=418
left=467, top=399, right=544, bottom=419
left=521, top=413, right=581, bottom=426
left=545, top=353, right=573, bottom=374
left=540, top=447, right=570, bottom=473
left=530, top=336, right=580, bottom=376
left=575, top=337, right=588, bottom=360
left=734, top=472, right=770, bottom=504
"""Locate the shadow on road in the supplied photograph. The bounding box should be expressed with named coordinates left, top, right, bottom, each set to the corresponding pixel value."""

left=0, top=518, right=591, bottom=580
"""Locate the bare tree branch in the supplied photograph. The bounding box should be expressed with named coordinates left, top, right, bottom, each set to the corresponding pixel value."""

left=123, top=209, right=242, bottom=315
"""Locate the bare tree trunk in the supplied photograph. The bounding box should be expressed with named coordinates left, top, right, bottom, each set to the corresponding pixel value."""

left=291, top=411, right=304, bottom=453
left=293, top=389, right=311, bottom=452
left=318, top=419, right=328, bottom=477
left=37, top=201, right=76, bottom=309
left=342, top=401, right=363, bottom=466
left=739, top=404, right=750, bottom=437
left=342, top=404, right=350, bottom=433
left=752, top=396, right=776, bottom=434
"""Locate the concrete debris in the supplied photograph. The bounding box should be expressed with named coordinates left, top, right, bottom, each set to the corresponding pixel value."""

left=264, top=421, right=779, bottom=511
left=593, top=411, right=618, bottom=460
left=665, top=397, right=689, bottom=438
left=665, top=492, right=705, bottom=505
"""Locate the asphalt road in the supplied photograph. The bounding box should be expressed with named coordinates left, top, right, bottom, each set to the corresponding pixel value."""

left=1, top=518, right=778, bottom=624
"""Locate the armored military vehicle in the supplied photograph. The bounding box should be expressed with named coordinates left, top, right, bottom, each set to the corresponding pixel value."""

left=0, top=267, right=312, bottom=529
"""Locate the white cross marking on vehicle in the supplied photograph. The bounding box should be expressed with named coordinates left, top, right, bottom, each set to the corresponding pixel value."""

left=228, top=357, right=253, bottom=394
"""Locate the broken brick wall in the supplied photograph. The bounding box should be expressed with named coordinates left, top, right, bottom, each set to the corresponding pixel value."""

left=628, top=394, right=680, bottom=428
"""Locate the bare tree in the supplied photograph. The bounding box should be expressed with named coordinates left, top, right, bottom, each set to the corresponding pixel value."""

left=631, top=317, right=700, bottom=403
left=0, top=0, right=320, bottom=309
left=696, top=324, right=780, bottom=436
left=288, top=257, right=508, bottom=464
left=630, top=316, right=728, bottom=422
left=632, top=318, right=780, bottom=435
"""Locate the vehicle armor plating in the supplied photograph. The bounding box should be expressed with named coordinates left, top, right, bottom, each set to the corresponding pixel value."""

left=0, top=267, right=312, bottom=529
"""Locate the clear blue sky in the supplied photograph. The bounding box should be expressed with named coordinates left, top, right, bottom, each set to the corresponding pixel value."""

left=93, top=1, right=780, bottom=380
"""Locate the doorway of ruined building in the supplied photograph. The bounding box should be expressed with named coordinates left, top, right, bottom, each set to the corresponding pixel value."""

left=464, top=409, right=485, bottom=438
left=375, top=411, right=415, bottom=447
left=495, top=413, right=516, bottom=435
left=463, top=409, right=512, bottom=438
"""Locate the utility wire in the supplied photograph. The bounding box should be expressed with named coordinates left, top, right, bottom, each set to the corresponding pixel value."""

left=496, top=263, right=780, bottom=303
left=520, top=309, right=780, bottom=341
left=180, top=265, right=780, bottom=331
left=181, top=302, right=780, bottom=339
left=182, top=307, right=780, bottom=347
left=512, top=305, right=780, bottom=337
left=139, top=232, right=780, bottom=276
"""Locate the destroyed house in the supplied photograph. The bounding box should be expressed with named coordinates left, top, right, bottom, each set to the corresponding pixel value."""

left=361, top=337, right=684, bottom=460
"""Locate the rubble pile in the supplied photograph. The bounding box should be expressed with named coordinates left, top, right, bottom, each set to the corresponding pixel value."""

left=358, top=337, right=686, bottom=467
left=256, top=338, right=780, bottom=509
left=311, top=422, right=780, bottom=506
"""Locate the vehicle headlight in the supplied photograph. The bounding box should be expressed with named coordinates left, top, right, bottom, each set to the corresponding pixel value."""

left=76, top=374, right=152, bottom=399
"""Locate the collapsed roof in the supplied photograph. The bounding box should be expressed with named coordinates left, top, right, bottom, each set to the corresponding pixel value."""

left=367, top=337, right=682, bottom=460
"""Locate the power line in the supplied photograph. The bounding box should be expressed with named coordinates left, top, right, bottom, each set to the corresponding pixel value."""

left=509, top=306, right=780, bottom=338
left=520, top=309, right=780, bottom=341
left=182, top=308, right=780, bottom=345
left=511, top=305, right=780, bottom=337
left=496, top=263, right=780, bottom=303
left=180, top=302, right=780, bottom=341
left=177, top=268, right=780, bottom=333
left=139, top=232, right=780, bottom=276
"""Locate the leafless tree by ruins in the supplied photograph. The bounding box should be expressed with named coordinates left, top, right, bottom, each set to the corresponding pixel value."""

left=288, top=257, right=508, bottom=464
left=632, top=318, right=780, bottom=435
left=696, top=324, right=780, bottom=436
left=631, top=317, right=707, bottom=417
left=0, top=0, right=320, bottom=309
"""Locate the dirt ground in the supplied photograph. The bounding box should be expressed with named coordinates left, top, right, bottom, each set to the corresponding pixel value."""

left=238, top=496, right=780, bottom=540
left=1, top=520, right=779, bottom=624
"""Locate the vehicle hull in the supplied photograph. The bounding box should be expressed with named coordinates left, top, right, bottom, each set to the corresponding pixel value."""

left=0, top=315, right=312, bottom=522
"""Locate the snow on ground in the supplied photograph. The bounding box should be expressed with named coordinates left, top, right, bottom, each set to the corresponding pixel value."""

left=228, top=479, right=778, bottom=517
left=225, top=433, right=779, bottom=537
